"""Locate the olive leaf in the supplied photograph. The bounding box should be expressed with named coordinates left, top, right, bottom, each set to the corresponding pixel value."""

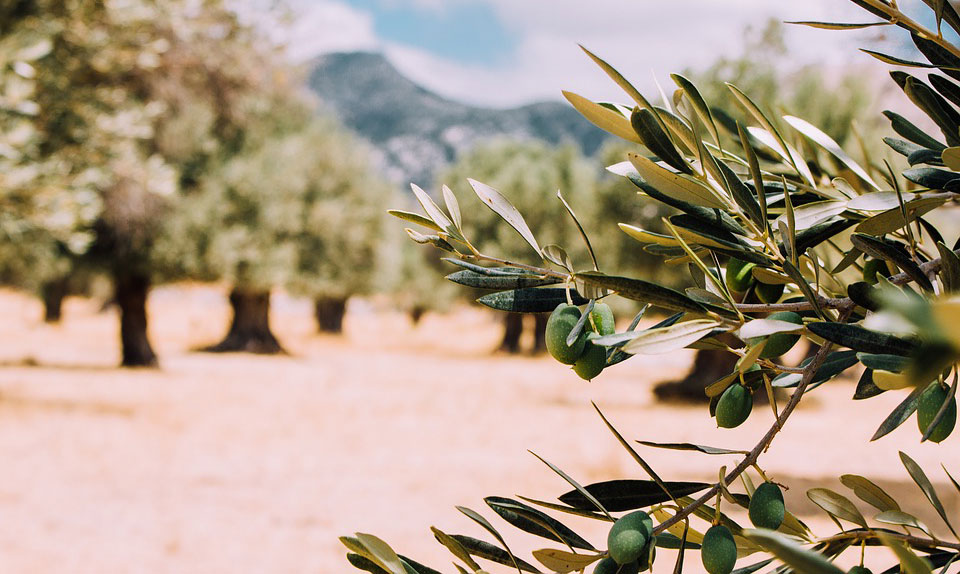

left=468, top=178, right=542, bottom=257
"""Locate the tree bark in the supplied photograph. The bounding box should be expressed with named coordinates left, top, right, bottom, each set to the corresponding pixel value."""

left=206, top=288, right=284, bottom=354
left=314, top=296, right=348, bottom=334
left=653, top=349, right=738, bottom=403
left=409, top=305, right=426, bottom=326
left=114, top=269, right=158, bottom=367
left=41, top=277, right=69, bottom=323
left=531, top=314, right=548, bottom=354
left=498, top=313, right=523, bottom=354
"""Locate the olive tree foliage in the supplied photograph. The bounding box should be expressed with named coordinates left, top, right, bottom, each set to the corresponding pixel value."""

left=0, top=0, right=277, bottom=365
left=689, top=19, right=885, bottom=149
left=285, top=116, right=393, bottom=335
left=349, top=2, right=960, bottom=574
left=433, top=139, right=597, bottom=353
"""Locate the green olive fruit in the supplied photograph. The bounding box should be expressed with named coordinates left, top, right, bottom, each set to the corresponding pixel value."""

left=574, top=333, right=607, bottom=381
left=716, top=383, right=753, bottom=429
left=725, top=258, right=756, bottom=293
left=848, top=567, right=872, bottom=574
left=590, top=303, right=616, bottom=336
left=701, top=525, right=737, bottom=574
left=748, top=482, right=785, bottom=530
left=607, top=511, right=652, bottom=565
left=594, top=557, right=640, bottom=574
left=546, top=303, right=589, bottom=365
left=917, top=382, right=957, bottom=443
left=862, top=258, right=891, bottom=285
left=753, top=311, right=802, bottom=359
left=755, top=281, right=785, bottom=304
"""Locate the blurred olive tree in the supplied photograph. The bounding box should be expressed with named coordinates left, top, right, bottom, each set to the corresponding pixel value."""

left=161, top=103, right=391, bottom=351
left=0, top=0, right=288, bottom=365
left=438, top=140, right=597, bottom=353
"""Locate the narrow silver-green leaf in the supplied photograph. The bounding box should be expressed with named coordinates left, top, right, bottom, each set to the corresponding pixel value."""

left=562, top=91, right=641, bottom=144
left=528, top=451, right=612, bottom=520
left=875, top=510, right=933, bottom=536
left=786, top=20, right=891, bottom=30
left=900, top=451, right=958, bottom=538
left=622, top=319, right=721, bottom=355
left=637, top=441, right=749, bottom=455
left=672, top=73, right=720, bottom=149
left=388, top=210, right=445, bottom=233
left=936, top=241, right=960, bottom=293
left=356, top=533, right=409, bottom=574
left=557, top=190, right=598, bottom=271
left=739, top=318, right=805, bottom=339
left=531, top=549, right=601, bottom=574
left=806, top=488, right=868, bottom=527
left=784, top=115, right=880, bottom=190
left=442, top=185, right=462, bottom=231
left=468, top=178, right=542, bottom=257
left=628, top=153, right=727, bottom=209
left=455, top=507, right=522, bottom=574
left=431, top=527, right=482, bottom=572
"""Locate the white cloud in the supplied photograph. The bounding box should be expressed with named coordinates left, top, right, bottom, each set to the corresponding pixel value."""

left=382, top=0, right=888, bottom=107
left=279, top=0, right=896, bottom=107
left=281, top=1, right=381, bottom=61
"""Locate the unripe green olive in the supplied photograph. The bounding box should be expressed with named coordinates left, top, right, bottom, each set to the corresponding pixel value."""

left=749, top=482, right=785, bottom=530
left=701, top=525, right=737, bottom=574
left=574, top=333, right=607, bottom=381
left=755, top=281, right=785, bottom=304
left=607, top=511, right=652, bottom=565
left=594, top=557, right=639, bottom=574
left=590, top=303, right=616, bottom=336
left=848, top=567, right=872, bottom=574
left=753, top=311, right=802, bottom=359
left=725, top=258, right=756, bottom=293
left=546, top=303, right=588, bottom=365
left=917, top=382, right=957, bottom=443
left=716, top=383, right=752, bottom=429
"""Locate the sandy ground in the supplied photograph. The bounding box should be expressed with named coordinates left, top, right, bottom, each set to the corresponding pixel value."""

left=0, top=285, right=957, bottom=574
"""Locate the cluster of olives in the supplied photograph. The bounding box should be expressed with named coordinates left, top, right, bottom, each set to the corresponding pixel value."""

left=917, top=381, right=957, bottom=443
left=545, top=302, right=615, bottom=381
left=596, top=483, right=787, bottom=574
left=725, top=258, right=784, bottom=304
left=700, top=482, right=785, bottom=574
left=595, top=511, right=655, bottom=574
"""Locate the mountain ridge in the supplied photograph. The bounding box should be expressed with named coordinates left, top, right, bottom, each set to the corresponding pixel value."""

left=307, top=51, right=610, bottom=185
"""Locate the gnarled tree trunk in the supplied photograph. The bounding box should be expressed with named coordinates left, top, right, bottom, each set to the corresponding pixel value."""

left=115, top=269, right=158, bottom=367
left=41, top=277, right=69, bottom=323
left=206, top=288, right=284, bottom=354
left=498, top=313, right=523, bottom=354
left=315, top=296, right=348, bottom=334
left=409, top=305, right=426, bottom=326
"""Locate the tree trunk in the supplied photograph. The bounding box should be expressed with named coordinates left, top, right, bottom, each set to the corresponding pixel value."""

left=653, top=349, right=738, bottom=403
left=409, top=305, right=426, bottom=326
left=498, top=313, right=523, bottom=354
left=206, top=288, right=284, bottom=354
left=114, top=269, right=158, bottom=368
left=41, top=277, right=69, bottom=323
left=314, top=296, right=348, bottom=334
left=531, top=314, right=548, bottom=354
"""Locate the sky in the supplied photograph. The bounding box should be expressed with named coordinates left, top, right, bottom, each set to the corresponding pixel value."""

left=271, top=0, right=909, bottom=108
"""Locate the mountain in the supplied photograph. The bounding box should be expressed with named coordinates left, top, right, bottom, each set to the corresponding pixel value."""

left=307, top=52, right=610, bottom=185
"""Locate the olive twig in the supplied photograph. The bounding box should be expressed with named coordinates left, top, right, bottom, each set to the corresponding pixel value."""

left=652, top=308, right=851, bottom=536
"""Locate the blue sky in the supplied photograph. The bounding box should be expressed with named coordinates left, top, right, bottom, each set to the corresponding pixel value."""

left=278, top=0, right=904, bottom=107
